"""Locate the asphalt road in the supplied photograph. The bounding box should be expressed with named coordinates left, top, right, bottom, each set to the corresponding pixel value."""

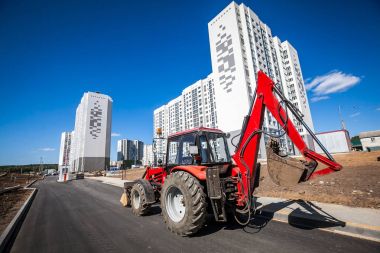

left=11, top=177, right=380, bottom=253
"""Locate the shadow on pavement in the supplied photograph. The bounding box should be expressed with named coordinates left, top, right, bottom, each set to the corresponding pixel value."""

left=138, top=199, right=346, bottom=237
left=255, top=199, right=346, bottom=230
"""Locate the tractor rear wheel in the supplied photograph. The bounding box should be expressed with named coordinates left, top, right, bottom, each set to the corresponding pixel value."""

left=131, top=183, right=150, bottom=216
left=161, top=171, right=207, bottom=236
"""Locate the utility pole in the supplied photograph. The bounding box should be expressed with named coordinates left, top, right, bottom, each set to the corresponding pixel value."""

left=133, top=145, right=137, bottom=166
left=39, top=157, right=44, bottom=174
left=338, top=105, right=346, bottom=130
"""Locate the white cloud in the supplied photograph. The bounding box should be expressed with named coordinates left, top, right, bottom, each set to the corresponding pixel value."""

left=306, top=70, right=361, bottom=96
left=39, top=148, right=55, bottom=152
left=311, top=96, right=330, bottom=103
left=349, top=112, right=361, bottom=118
left=111, top=132, right=121, bottom=137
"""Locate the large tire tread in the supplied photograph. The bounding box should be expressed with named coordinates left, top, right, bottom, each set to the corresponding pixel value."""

left=161, top=171, right=207, bottom=236
left=131, top=183, right=150, bottom=216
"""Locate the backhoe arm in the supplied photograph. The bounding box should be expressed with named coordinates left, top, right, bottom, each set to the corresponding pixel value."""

left=232, top=71, right=342, bottom=205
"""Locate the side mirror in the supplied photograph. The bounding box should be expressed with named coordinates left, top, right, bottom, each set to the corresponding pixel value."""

left=189, top=145, right=199, bottom=155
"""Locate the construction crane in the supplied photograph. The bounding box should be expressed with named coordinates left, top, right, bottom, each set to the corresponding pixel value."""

left=120, top=71, right=342, bottom=236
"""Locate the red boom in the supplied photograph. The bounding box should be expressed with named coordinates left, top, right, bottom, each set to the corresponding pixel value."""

left=232, top=71, right=342, bottom=205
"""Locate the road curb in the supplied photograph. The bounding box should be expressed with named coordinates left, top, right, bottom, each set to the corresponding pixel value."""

left=256, top=207, right=380, bottom=243
left=0, top=185, right=21, bottom=195
left=24, top=179, right=38, bottom=188
left=0, top=188, right=38, bottom=253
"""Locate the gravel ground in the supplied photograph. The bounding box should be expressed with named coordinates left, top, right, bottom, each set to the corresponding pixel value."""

left=0, top=189, right=32, bottom=234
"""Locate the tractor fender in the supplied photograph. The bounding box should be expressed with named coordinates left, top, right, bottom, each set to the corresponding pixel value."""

left=170, top=166, right=207, bottom=181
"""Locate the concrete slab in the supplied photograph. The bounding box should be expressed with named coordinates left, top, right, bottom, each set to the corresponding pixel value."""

left=86, top=176, right=132, bottom=188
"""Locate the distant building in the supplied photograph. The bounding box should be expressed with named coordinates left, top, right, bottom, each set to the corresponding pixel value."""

left=350, top=136, right=362, bottom=151
left=313, top=130, right=351, bottom=154
left=153, top=74, right=216, bottom=163
left=134, top=140, right=144, bottom=161
left=70, top=92, right=113, bottom=172
left=359, top=130, right=380, bottom=152
left=117, top=139, right=144, bottom=163
left=142, top=144, right=154, bottom=166
left=117, top=139, right=134, bottom=161
left=58, top=132, right=72, bottom=170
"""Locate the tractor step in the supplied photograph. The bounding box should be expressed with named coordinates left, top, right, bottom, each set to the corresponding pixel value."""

left=206, top=167, right=227, bottom=222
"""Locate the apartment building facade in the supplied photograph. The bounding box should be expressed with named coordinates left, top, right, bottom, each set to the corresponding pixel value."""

left=208, top=2, right=314, bottom=156
left=70, top=92, right=113, bottom=172
left=153, top=1, right=314, bottom=161
left=153, top=74, right=217, bottom=162
left=58, top=132, right=72, bottom=170
left=117, top=139, right=144, bottom=162
left=273, top=37, right=314, bottom=148
left=142, top=144, right=154, bottom=166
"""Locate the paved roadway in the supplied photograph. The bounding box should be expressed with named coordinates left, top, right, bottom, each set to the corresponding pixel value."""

left=11, top=177, right=380, bottom=253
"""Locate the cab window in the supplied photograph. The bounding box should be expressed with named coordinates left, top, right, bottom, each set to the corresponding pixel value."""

left=207, top=132, right=230, bottom=163
left=167, top=133, right=196, bottom=166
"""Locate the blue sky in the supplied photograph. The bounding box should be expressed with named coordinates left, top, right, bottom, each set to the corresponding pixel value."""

left=0, top=0, right=379, bottom=165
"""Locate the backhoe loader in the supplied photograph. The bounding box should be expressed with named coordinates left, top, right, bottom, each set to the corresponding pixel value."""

left=120, top=71, right=342, bottom=236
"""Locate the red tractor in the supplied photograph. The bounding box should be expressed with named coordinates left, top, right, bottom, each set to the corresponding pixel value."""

left=121, top=71, right=342, bottom=236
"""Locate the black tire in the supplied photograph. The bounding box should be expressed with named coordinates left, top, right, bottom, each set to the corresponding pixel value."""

left=131, top=183, right=150, bottom=216
left=161, top=171, right=207, bottom=236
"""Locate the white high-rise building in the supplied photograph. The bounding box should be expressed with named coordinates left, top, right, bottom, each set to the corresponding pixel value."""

left=208, top=2, right=314, bottom=155
left=273, top=37, right=314, bottom=148
left=153, top=105, right=168, bottom=163
left=58, top=132, right=72, bottom=170
left=153, top=1, right=314, bottom=160
left=68, top=131, right=75, bottom=172
left=153, top=74, right=217, bottom=162
left=142, top=144, right=154, bottom=166
left=182, top=74, right=217, bottom=130
left=209, top=2, right=283, bottom=131
left=167, top=96, right=184, bottom=135
left=71, top=92, right=112, bottom=172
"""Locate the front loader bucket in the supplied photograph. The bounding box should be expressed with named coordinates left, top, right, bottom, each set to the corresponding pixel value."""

left=120, top=189, right=131, bottom=207
left=266, top=140, right=306, bottom=186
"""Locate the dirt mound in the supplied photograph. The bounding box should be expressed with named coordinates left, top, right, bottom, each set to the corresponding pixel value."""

left=255, top=151, right=380, bottom=208
left=121, top=168, right=146, bottom=180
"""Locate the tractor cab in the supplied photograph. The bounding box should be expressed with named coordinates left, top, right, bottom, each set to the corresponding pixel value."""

left=165, top=127, right=231, bottom=169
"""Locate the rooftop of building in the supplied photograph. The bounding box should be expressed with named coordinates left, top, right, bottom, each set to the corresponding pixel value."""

left=359, top=130, right=380, bottom=139
left=168, top=127, right=224, bottom=138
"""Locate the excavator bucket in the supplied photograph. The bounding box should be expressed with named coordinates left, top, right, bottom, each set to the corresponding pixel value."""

left=266, top=139, right=307, bottom=186
left=120, top=189, right=131, bottom=207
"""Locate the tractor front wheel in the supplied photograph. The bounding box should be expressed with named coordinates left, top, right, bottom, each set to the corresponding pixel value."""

left=131, top=183, right=150, bottom=216
left=161, top=171, right=207, bottom=236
